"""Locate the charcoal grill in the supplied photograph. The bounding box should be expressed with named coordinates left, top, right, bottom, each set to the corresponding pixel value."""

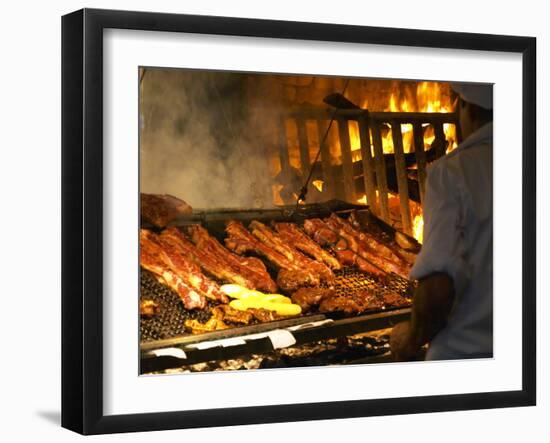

left=140, top=200, right=417, bottom=373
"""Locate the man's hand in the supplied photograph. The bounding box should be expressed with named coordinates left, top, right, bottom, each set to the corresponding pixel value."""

left=390, top=273, right=455, bottom=362
left=390, top=321, right=421, bottom=362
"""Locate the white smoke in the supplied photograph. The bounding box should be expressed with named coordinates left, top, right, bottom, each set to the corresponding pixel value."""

left=139, top=68, right=278, bottom=210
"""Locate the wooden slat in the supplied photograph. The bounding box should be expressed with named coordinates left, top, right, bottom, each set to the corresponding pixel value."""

left=391, top=121, right=412, bottom=235
left=295, top=116, right=310, bottom=179
left=317, top=119, right=335, bottom=200
left=358, top=115, right=378, bottom=212
left=370, top=122, right=390, bottom=222
left=337, top=118, right=356, bottom=202
left=413, top=122, right=428, bottom=204
left=434, top=122, right=447, bottom=158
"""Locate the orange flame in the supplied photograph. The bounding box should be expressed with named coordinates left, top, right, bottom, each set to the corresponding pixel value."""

left=312, top=180, right=324, bottom=192
left=412, top=214, right=424, bottom=244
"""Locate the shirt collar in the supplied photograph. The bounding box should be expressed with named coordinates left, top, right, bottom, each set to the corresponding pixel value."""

left=459, top=122, right=493, bottom=150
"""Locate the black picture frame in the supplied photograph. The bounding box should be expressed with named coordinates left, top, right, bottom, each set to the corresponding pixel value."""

left=61, top=8, right=536, bottom=435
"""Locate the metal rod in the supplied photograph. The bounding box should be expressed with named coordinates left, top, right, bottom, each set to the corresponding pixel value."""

left=288, top=105, right=459, bottom=123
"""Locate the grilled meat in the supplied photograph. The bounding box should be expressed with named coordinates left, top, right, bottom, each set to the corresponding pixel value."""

left=274, top=222, right=341, bottom=270
left=185, top=316, right=228, bottom=334
left=161, top=227, right=254, bottom=293
left=319, top=296, right=363, bottom=314
left=380, top=291, right=411, bottom=308
left=140, top=193, right=192, bottom=228
left=394, top=231, right=421, bottom=254
left=277, top=268, right=320, bottom=292
left=150, top=230, right=228, bottom=303
left=249, top=221, right=334, bottom=283
left=328, top=213, right=409, bottom=267
left=140, top=299, right=160, bottom=318
left=225, top=220, right=296, bottom=269
left=353, top=290, right=385, bottom=311
left=303, top=218, right=338, bottom=245
left=291, top=287, right=335, bottom=311
left=348, top=211, right=418, bottom=265
left=302, top=217, right=396, bottom=278
left=188, top=224, right=277, bottom=293
left=184, top=304, right=283, bottom=334
left=394, top=249, right=417, bottom=266
left=324, top=215, right=410, bottom=279
left=225, top=220, right=327, bottom=290
left=140, top=233, right=206, bottom=310
left=247, top=308, right=280, bottom=323
left=163, top=225, right=285, bottom=299
left=334, top=249, right=386, bottom=278
left=318, top=289, right=383, bottom=314
left=211, top=305, right=254, bottom=325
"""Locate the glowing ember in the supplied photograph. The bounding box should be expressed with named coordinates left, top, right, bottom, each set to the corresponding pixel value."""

left=356, top=191, right=424, bottom=244
left=356, top=190, right=380, bottom=206
left=312, top=180, right=324, bottom=192
left=356, top=195, right=368, bottom=205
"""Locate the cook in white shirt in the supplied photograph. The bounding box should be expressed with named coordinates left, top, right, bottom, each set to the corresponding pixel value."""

left=390, top=83, right=493, bottom=361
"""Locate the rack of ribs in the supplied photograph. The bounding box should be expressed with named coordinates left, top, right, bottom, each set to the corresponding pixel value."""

left=149, top=229, right=228, bottom=303
left=139, top=231, right=207, bottom=310
left=327, top=213, right=409, bottom=268
left=273, top=222, right=342, bottom=270
left=303, top=217, right=401, bottom=278
left=224, top=220, right=321, bottom=291
left=161, top=227, right=270, bottom=301
left=249, top=221, right=334, bottom=283
left=226, top=220, right=295, bottom=268
left=187, top=224, right=277, bottom=293
left=333, top=249, right=386, bottom=278
left=318, top=289, right=384, bottom=314
left=303, top=218, right=338, bottom=246
left=324, top=214, right=411, bottom=279
left=161, top=227, right=251, bottom=291
left=348, top=210, right=418, bottom=265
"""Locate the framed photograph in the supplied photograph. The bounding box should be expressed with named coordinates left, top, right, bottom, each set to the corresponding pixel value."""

left=62, top=8, right=536, bottom=435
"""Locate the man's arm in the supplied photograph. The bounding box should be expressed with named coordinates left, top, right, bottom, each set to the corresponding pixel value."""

left=390, top=272, right=455, bottom=361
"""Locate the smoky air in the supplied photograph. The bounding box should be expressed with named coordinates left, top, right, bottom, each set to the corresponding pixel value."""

left=139, top=68, right=281, bottom=210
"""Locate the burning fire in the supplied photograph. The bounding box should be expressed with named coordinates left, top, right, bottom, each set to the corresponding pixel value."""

left=350, top=81, right=458, bottom=243
left=312, top=180, right=324, bottom=192
left=356, top=190, right=424, bottom=244
left=348, top=81, right=458, bottom=157
left=412, top=214, right=424, bottom=244
left=275, top=79, right=457, bottom=244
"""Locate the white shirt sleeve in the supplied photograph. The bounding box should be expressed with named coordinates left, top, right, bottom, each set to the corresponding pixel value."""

left=409, top=159, right=471, bottom=297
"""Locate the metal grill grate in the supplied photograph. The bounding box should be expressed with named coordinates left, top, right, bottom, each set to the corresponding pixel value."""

left=140, top=266, right=414, bottom=343
left=140, top=270, right=215, bottom=342
left=327, top=267, right=414, bottom=298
